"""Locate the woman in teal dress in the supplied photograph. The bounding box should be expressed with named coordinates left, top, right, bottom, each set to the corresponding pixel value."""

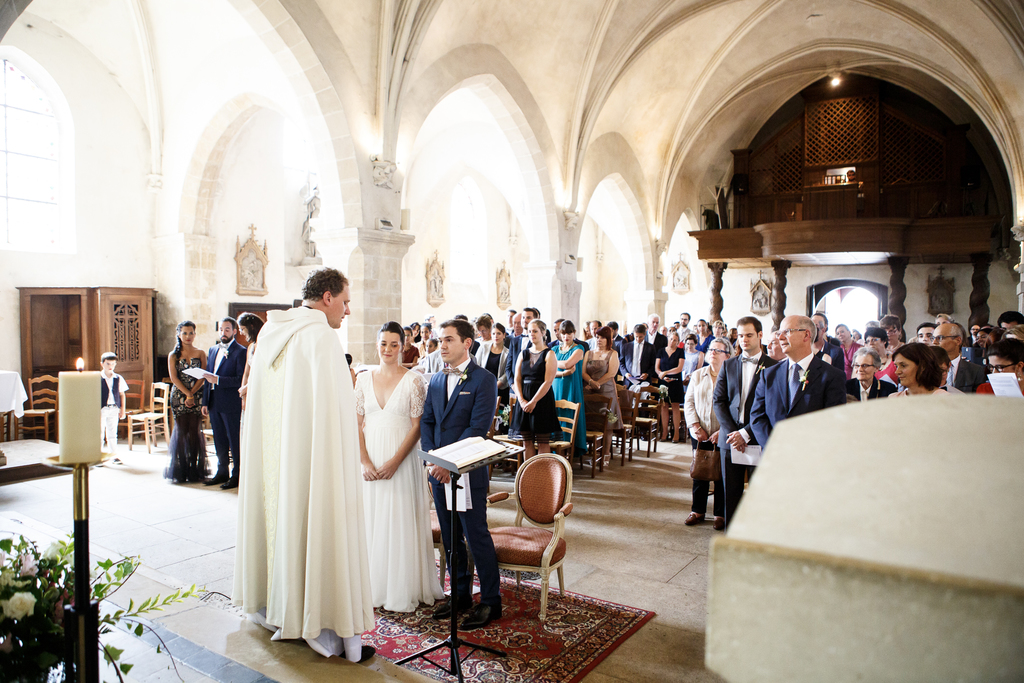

left=553, top=320, right=588, bottom=461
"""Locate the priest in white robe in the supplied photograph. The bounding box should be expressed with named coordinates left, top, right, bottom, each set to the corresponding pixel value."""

left=233, top=267, right=375, bottom=663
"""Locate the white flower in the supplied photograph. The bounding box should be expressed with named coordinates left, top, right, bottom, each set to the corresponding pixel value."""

left=2, top=591, right=37, bottom=621
left=17, top=554, right=37, bottom=577
left=0, top=569, right=13, bottom=588
left=41, top=542, right=61, bottom=562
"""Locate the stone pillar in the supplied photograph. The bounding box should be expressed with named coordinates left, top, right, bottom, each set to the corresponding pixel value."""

left=887, top=256, right=910, bottom=330
left=969, top=252, right=992, bottom=327
left=708, top=262, right=728, bottom=322
left=152, top=233, right=217, bottom=355
left=771, top=259, right=791, bottom=331
left=523, top=261, right=559, bottom=324
left=623, top=290, right=661, bottom=329
left=316, top=227, right=415, bottom=365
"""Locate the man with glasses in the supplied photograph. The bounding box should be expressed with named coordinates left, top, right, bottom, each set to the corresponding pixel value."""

left=933, top=322, right=986, bottom=393
left=750, top=315, right=846, bottom=448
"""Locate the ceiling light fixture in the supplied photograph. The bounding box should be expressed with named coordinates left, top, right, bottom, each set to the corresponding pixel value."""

left=830, top=75, right=842, bottom=87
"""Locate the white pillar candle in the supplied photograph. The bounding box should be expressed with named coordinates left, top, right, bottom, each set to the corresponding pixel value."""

left=58, top=360, right=102, bottom=464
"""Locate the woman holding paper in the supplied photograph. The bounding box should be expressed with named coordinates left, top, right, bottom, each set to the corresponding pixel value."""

left=355, top=322, right=443, bottom=612
left=976, top=338, right=1024, bottom=396
left=165, top=321, right=208, bottom=483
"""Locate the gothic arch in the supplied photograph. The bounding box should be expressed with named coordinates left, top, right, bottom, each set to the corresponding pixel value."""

left=580, top=173, right=654, bottom=293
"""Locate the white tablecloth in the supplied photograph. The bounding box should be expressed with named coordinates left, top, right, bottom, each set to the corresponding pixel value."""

left=0, top=371, right=29, bottom=418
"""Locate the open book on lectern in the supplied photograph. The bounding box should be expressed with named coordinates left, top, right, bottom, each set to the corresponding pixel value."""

left=430, top=436, right=507, bottom=470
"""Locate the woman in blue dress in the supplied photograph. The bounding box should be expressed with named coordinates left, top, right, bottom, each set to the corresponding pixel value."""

left=552, top=320, right=588, bottom=461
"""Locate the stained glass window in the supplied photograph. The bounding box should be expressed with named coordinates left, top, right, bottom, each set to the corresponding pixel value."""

left=1, top=59, right=59, bottom=248
left=450, top=177, right=486, bottom=284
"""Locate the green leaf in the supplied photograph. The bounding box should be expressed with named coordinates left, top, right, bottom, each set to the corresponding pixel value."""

left=134, top=623, right=144, bottom=636
left=0, top=538, right=11, bottom=553
left=120, top=663, right=134, bottom=674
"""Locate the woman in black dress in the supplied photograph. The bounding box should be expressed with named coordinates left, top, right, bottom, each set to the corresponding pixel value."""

left=656, top=330, right=687, bottom=442
left=510, top=319, right=558, bottom=460
left=165, top=320, right=208, bottom=483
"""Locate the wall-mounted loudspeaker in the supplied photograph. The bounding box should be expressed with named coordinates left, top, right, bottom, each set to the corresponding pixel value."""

left=731, top=173, right=749, bottom=195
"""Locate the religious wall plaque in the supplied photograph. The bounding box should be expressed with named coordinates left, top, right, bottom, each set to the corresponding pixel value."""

left=235, top=224, right=269, bottom=296
left=426, top=250, right=445, bottom=307
left=927, top=267, right=955, bottom=316
left=671, top=254, right=690, bottom=294
left=496, top=261, right=512, bottom=310
left=750, top=272, right=773, bottom=316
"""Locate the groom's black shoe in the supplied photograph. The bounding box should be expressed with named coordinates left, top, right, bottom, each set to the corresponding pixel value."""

left=461, top=603, right=501, bottom=630
left=220, top=477, right=239, bottom=490
left=204, top=474, right=228, bottom=486
left=431, top=596, right=470, bottom=620
left=357, top=645, right=375, bottom=664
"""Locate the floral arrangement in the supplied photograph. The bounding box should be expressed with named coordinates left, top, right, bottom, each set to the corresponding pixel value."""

left=658, top=384, right=670, bottom=399
left=497, top=404, right=512, bottom=427
left=0, top=535, right=197, bottom=682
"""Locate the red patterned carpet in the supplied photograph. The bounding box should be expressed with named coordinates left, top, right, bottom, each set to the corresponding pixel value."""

left=366, top=575, right=655, bottom=683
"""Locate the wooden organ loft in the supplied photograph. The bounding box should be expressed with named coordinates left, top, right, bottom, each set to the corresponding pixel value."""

left=691, top=75, right=1005, bottom=330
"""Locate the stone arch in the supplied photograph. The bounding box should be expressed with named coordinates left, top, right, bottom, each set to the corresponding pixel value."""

left=226, top=0, right=362, bottom=228
left=398, top=45, right=562, bottom=263
left=580, top=173, right=654, bottom=294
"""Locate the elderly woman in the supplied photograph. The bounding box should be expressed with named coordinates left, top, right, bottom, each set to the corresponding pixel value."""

left=863, top=326, right=897, bottom=386
left=977, top=338, right=1024, bottom=396
left=683, top=336, right=730, bottom=530
left=892, top=342, right=945, bottom=396
left=845, top=347, right=897, bottom=401
left=835, top=323, right=861, bottom=379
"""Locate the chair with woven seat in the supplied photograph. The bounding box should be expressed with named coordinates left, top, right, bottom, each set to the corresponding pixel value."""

left=550, top=399, right=579, bottom=465
left=128, top=382, right=170, bottom=453
left=613, top=386, right=635, bottom=462
left=632, top=387, right=660, bottom=458
left=486, top=453, right=573, bottom=621
left=582, top=392, right=612, bottom=474
left=21, top=375, right=58, bottom=442
left=118, top=379, right=145, bottom=439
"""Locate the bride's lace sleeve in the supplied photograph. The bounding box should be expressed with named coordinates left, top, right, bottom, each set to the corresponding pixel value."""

left=410, top=372, right=426, bottom=418
left=354, top=373, right=365, bottom=416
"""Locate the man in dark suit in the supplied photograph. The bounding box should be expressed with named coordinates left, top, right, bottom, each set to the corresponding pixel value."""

left=713, top=316, right=778, bottom=528
left=202, top=317, right=247, bottom=488
left=646, top=314, right=668, bottom=356
left=934, top=322, right=986, bottom=392
left=811, top=313, right=844, bottom=368
left=620, top=323, right=656, bottom=388
left=845, top=347, right=898, bottom=400
left=608, top=321, right=625, bottom=357
left=422, top=319, right=501, bottom=630
left=750, top=315, right=847, bottom=448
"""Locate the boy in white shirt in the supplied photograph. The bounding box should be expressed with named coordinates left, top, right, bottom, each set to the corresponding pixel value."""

left=100, top=352, right=128, bottom=456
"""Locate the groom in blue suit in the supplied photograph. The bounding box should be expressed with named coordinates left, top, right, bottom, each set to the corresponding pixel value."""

left=421, top=318, right=501, bottom=630
left=202, top=317, right=247, bottom=488
left=750, top=315, right=846, bottom=449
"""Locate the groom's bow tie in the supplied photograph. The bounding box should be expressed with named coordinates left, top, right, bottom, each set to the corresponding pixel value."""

left=741, top=356, right=759, bottom=365
left=442, top=366, right=462, bottom=376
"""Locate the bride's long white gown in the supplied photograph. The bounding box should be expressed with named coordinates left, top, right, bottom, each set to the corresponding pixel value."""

left=355, top=370, right=444, bottom=612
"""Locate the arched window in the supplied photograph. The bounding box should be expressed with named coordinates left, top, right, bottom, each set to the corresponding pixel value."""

left=449, top=177, right=486, bottom=284
left=0, top=51, right=72, bottom=253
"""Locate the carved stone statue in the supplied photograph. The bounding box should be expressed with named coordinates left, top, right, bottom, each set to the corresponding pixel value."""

left=750, top=272, right=773, bottom=316
left=426, top=250, right=445, bottom=307
left=671, top=254, right=690, bottom=293
left=371, top=155, right=397, bottom=190
left=235, top=224, right=269, bottom=296
left=496, top=260, right=512, bottom=309
left=927, top=267, right=956, bottom=316
left=301, top=186, right=321, bottom=262
left=563, top=211, right=580, bottom=232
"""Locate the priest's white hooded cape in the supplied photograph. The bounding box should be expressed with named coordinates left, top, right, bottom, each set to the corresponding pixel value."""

left=232, top=306, right=374, bottom=641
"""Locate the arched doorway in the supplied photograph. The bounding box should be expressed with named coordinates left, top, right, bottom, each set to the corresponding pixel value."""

left=807, top=279, right=888, bottom=336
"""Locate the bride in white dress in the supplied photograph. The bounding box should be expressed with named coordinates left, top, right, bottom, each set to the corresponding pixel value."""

left=355, top=322, right=444, bottom=612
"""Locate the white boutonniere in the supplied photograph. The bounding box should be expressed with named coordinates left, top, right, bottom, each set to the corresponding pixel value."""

left=458, top=369, right=469, bottom=384
left=799, top=368, right=810, bottom=389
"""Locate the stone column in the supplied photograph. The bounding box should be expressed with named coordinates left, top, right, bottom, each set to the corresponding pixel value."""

left=708, top=262, right=728, bottom=322
left=770, top=259, right=791, bottom=331
left=887, top=256, right=910, bottom=330
left=969, top=252, right=992, bottom=328
left=316, top=227, right=415, bottom=365
left=152, top=233, right=217, bottom=354
left=523, top=261, right=559, bottom=324
left=623, top=290, right=660, bottom=329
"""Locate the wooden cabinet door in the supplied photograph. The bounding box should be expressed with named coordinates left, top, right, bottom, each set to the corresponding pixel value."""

left=96, top=289, right=154, bottom=400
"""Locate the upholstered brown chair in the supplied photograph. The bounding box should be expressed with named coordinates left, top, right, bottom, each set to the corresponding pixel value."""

left=487, top=454, right=573, bottom=621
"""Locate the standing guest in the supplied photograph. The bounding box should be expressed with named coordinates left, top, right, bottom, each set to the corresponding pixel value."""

left=678, top=312, right=693, bottom=340
left=553, top=320, right=588, bottom=461
left=811, top=313, right=844, bottom=368
left=581, top=321, right=593, bottom=344
left=713, top=317, right=778, bottom=528
left=728, top=328, right=739, bottom=349
left=996, top=311, right=1024, bottom=329
left=203, top=317, right=247, bottom=489
left=506, top=309, right=517, bottom=342
left=587, top=320, right=602, bottom=350
left=749, top=315, right=847, bottom=448
left=401, top=327, right=420, bottom=368
left=766, top=330, right=787, bottom=362
left=879, top=314, right=904, bottom=353
left=422, top=319, right=502, bottom=629
left=929, top=345, right=962, bottom=393
left=681, top=334, right=704, bottom=387
left=508, top=312, right=522, bottom=345
left=99, top=352, right=128, bottom=456
left=505, top=307, right=538, bottom=389
left=917, top=321, right=936, bottom=344
left=834, top=323, right=861, bottom=379
left=647, top=314, right=668, bottom=356
left=355, top=322, right=443, bottom=613
left=234, top=267, right=375, bottom=662
left=620, top=323, right=656, bottom=388
left=475, top=322, right=510, bottom=405
left=548, top=319, right=564, bottom=349
left=656, top=330, right=687, bottom=441
left=695, top=319, right=713, bottom=353
left=845, top=347, right=897, bottom=401
left=165, top=321, right=207, bottom=484
left=933, top=322, right=986, bottom=393
left=969, top=323, right=982, bottom=345
left=712, top=320, right=728, bottom=342
left=683, top=337, right=730, bottom=529
left=511, top=319, right=558, bottom=461
left=582, top=325, right=622, bottom=427
left=410, top=321, right=421, bottom=344
left=935, top=313, right=954, bottom=326
left=863, top=326, right=897, bottom=385
left=237, top=313, right=264, bottom=412
left=891, top=343, right=945, bottom=396
left=977, top=339, right=1024, bottom=395
left=473, top=315, right=494, bottom=356
left=851, top=329, right=863, bottom=343
left=608, top=321, right=625, bottom=357
left=416, top=324, right=433, bottom=357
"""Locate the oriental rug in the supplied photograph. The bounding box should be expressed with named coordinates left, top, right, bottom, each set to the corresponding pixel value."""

left=366, top=574, right=655, bottom=683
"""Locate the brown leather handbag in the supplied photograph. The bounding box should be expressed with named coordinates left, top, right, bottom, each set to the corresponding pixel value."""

left=690, top=441, right=721, bottom=481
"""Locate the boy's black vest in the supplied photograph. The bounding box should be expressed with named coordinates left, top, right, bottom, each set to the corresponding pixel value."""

left=100, top=375, right=122, bottom=409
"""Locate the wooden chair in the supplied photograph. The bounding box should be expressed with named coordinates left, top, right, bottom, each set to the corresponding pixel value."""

left=583, top=392, right=612, bottom=474
left=118, top=379, right=145, bottom=439
left=613, top=386, right=634, bottom=463
left=550, top=399, right=579, bottom=467
left=21, top=375, right=58, bottom=442
left=128, top=382, right=170, bottom=453
left=487, top=454, right=573, bottom=621
left=631, top=387, right=660, bottom=458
